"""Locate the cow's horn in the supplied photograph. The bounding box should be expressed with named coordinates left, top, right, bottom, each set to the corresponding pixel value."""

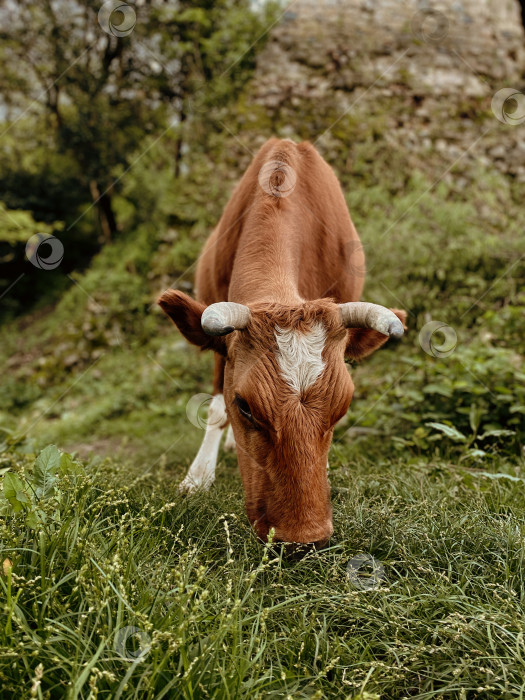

left=201, top=302, right=251, bottom=336
left=339, top=302, right=404, bottom=338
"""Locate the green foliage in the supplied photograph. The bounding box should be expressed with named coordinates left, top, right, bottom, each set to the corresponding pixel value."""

left=0, top=0, right=271, bottom=184
left=0, top=203, right=61, bottom=246
left=0, top=126, right=98, bottom=320
left=349, top=170, right=525, bottom=322
left=0, top=0, right=277, bottom=317
left=0, top=444, right=82, bottom=529
left=342, top=337, right=524, bottom=465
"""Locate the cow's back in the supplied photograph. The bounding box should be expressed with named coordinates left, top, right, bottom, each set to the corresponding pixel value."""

left=195, top=139, right=364, bottom=306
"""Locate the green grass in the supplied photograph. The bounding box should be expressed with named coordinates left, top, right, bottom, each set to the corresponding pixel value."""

left=0, top=442, right=524, bottom=698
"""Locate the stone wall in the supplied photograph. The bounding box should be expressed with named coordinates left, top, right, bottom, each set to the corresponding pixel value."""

left=251, top=0, right=525, bottom=181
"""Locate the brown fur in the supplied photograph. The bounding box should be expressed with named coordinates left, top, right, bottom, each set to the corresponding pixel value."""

left=159, top=139, right=406, bottom=546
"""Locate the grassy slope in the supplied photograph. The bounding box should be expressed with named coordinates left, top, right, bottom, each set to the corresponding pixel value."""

left=1, top=56, right=525, bottom=700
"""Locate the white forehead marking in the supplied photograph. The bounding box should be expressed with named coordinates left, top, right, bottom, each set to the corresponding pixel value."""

left=274, top=322, right=327, bottom=393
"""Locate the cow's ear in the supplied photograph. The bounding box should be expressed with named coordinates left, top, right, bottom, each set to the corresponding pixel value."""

left=345, top=308, right=407, bottom=361
left=158, top=290, right=227, bottom=356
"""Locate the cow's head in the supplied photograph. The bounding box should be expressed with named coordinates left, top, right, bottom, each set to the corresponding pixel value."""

left=159, top=290, right=406, bottom=548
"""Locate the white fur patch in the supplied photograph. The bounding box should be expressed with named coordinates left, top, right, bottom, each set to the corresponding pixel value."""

left=179, top=394, right=227, bottom=493
left=275, top=322, right=327, bottom=393
left=223, top=424, right=236, bottom=451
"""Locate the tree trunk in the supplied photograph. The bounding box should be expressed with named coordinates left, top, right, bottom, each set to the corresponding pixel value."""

left=174, top=106, right=187, bottom=178
left=89, top=180, right=117, bottom=243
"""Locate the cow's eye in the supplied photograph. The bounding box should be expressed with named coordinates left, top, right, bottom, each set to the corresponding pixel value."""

left=235, top=396, right=253, bottom=422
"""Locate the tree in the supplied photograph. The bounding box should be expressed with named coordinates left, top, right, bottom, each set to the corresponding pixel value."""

left=0, top=0, right=275, bottom=240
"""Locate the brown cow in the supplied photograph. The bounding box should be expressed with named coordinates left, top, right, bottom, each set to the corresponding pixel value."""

left=159, top=138, right=406, bottom=548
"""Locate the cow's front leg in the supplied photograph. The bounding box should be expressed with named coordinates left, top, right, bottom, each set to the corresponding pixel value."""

left=223, top=424, right=236, bottom=452
left=179, top=394, right=228, bottom=492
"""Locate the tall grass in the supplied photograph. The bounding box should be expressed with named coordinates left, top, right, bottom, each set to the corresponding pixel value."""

left=0, top=441, right=524, bottom=698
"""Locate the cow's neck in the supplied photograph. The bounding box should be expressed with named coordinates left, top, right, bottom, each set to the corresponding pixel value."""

left=229, top=205, right=303, bottom=306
